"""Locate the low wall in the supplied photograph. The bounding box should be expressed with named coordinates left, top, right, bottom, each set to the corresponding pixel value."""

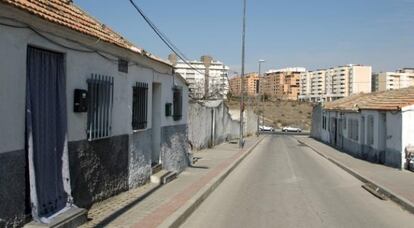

left=188, top=100, right=258, bottom=151
left=311, top=104, right=322, bottom=139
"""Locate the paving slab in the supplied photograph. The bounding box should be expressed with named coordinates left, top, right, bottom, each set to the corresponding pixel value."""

left=80, top=136, right=264, bottom=228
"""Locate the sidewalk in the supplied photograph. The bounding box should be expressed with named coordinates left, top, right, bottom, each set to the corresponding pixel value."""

left=296, top=136, right=414, bottom=213
left=80, top=136, right=264, bottom=228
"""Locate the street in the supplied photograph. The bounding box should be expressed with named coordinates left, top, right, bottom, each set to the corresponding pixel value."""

left=182, top=135, right=414, bottom=228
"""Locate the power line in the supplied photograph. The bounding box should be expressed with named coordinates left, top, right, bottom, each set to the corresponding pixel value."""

left=0, top=17, right=172, bottom=75
left=128, top=0, right=204, bottom=75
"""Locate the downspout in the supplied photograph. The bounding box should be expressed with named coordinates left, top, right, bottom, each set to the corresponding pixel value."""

left=210, top=108, right=215, bottom=147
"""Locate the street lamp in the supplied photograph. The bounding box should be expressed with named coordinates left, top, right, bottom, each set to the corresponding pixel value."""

left=258, top=59, right=265, bottom=134
left=239, top=0, right=247, bottom=148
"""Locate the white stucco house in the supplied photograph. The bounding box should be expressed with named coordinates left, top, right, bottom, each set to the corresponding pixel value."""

left=311, top=87, right=414, bottom=169
left=0, top=0, right=189, bottom=226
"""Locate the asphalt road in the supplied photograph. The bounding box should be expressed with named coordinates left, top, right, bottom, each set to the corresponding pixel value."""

left=181, top=135, right=414, bottom=228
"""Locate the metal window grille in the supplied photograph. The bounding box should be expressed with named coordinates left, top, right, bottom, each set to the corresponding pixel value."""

left=87, top=74, right=114, bottom=141
left=173, top=87, right=183, bottom=121
left=367, top=115, right=374, bottom=145
left=132, top=82, right=148, bottom=130
left=348, top=119, right=359, bottom=141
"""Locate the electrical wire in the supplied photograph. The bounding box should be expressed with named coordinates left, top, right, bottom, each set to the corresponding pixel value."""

left=0, top=17, right=172, bottom=75
left=128, top=0, right=204, bottom=75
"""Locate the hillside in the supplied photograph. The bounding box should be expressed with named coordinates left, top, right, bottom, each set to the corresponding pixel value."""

left=225, top=97, right=314, bottom=130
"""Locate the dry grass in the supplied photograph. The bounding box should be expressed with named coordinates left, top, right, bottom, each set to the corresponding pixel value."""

left=226, top=97, right=314, bottom=130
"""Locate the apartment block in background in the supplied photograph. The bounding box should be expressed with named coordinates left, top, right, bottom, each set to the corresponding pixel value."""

left=263, top=68, right=306, bottom=100
left=229, top=73, right=260, bottom=97
left=171, top=54, right=230, bottom=100
left=373, top=68, right=414, bottom=92
left=299, top=64, right=372, bottom=102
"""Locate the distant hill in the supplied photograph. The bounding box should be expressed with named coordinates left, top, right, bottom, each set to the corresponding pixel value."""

left=225, top=97, right=314, bottom=130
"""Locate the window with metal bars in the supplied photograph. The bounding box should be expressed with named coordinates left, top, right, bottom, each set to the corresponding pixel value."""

left=87, top=74, right=114, bottom=141
left=132, top=82, right=148, bottom=130
left=173, top=87, right=183, bottom=121
left=348, top=119, right=359, bottom=141
left=367, top=115, right=374, bottom=145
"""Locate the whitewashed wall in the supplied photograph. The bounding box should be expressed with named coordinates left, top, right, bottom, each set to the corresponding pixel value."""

left=0, top=9, right=186, bottom=153
left=402, top=104, right=414, bottom=168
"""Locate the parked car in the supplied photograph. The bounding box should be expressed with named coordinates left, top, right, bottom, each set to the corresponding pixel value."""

left=260, top=125, right=274, bottom=131
left=282, top=126, right=302, bottom=132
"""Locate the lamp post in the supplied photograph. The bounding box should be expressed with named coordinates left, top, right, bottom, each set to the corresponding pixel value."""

left=258, top=59, right=265, bottom=134
left=239, top=0, right=247, bottom=148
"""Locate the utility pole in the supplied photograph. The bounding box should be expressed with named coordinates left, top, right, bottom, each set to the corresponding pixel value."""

left=258, top=59, right=265, bottom=134
left=239, top=0, right=247, bottom=148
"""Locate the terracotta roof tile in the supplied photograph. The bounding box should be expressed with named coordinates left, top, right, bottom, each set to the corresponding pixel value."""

left=324, top=87, right=414, bottom=112
left=2, top=0, right=170, bottom=65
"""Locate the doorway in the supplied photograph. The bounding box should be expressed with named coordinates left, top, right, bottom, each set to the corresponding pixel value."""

left=151, top=83, right=162, bottom=166
left=26, top=46, right=68, bottom=218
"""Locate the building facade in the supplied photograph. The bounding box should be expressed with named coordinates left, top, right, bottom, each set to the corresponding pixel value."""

left=373, top=68, right=414, bottom=92
left=172, top=55, right=229, bottom=100
left=229, top=73, right=260, bottom=97
left=299, top=65, right=372, bottom=102
left=263, top=68, right=305, bottom=100
left=0, top=1, right=189, bottom=226
left=311, top=87, right=414, bottom=169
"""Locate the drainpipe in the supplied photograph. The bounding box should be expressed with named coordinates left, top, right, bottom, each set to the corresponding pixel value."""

left=211, top=109, right=216, bottom=147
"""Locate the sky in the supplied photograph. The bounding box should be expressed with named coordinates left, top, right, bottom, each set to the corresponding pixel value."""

left=76, top=0, right=414, bottom=74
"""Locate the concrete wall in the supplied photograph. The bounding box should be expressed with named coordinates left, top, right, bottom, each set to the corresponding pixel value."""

left=0, top=6, right=189, bottom=226
left=128, top=130, right=152, bottom=189
left=310, top=104, right=322, bottom=139
left=161, top=124, right=189, bottom=173
left=0, top=150, right=27, bottom=227
left=351, top=65, right=372, bottom=94
left=68, top=135, right=129, bottom=209
left=188, top=101, right=257, bottom=151
left=402, top=105, right=414, bottom=168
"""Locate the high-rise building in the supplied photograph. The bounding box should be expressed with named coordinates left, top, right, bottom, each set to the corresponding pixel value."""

left=229, top=73, right=260, bottom=97
left=373, top=68, right=414, bottom=92
left=262, top=68, right=306, bottom=100
left=299, top=64, right=372, bottom=102
left=170, top=54, right=229, bottom=100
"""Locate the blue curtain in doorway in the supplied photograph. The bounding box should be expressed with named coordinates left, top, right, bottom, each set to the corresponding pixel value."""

left=26, top=47, right=68, bottom=218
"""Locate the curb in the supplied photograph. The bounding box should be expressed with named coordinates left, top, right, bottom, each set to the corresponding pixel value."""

left=297, top=138, right=414, bottom=215
left=160, top=136, right=266, bottom=228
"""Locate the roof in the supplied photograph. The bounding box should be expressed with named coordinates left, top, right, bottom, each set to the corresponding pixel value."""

left=2, top=0, right=170, bottom=66
left=324, top=87, right=414, bottom=112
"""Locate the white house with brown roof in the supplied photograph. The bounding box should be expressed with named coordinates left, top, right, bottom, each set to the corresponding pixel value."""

left=311, top=87, right=414, bottom=169
left=0, top=0, right=190, bottom=226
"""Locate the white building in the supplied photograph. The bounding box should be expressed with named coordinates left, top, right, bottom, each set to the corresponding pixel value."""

left=0, top=1, right=189, bottom=226
left=373, top=68, right=414, bottom=91
left=172, top=55, right=230, bottom=100
left=299, top=64, right=372, bottom=102
left=266, top=67, right=307, bottom=74
left=311, top=87, right=414, bottom=169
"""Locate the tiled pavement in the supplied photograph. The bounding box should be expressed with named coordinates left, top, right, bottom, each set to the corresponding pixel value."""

left=80, top=136, right=263, bottom=228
